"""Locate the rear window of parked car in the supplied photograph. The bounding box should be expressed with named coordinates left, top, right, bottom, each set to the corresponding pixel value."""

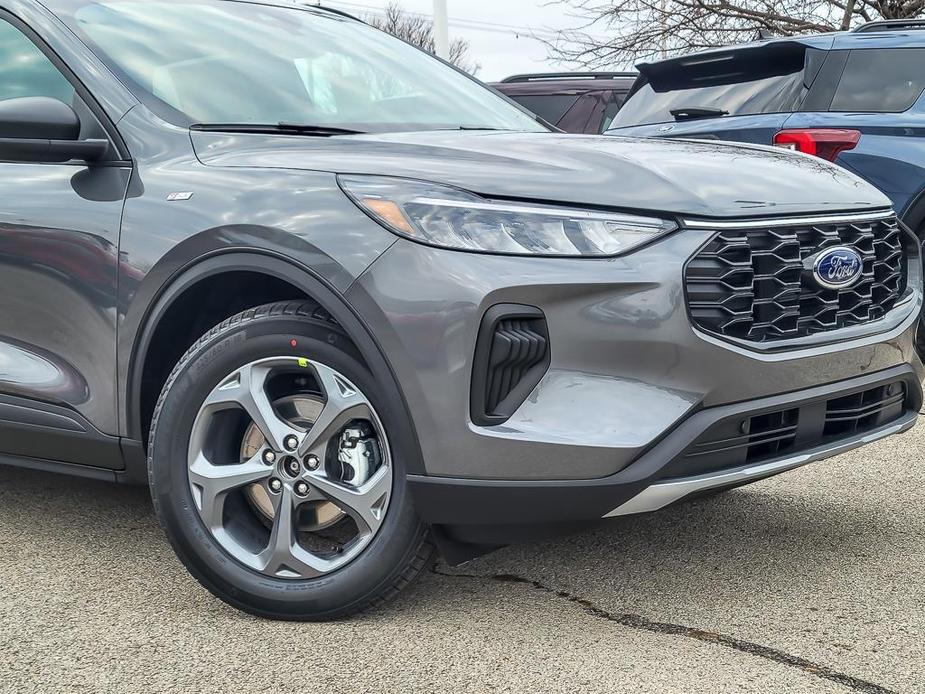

left=612, top=44, right=820, bottom=127
left=830, top=48, right=925, bottom=113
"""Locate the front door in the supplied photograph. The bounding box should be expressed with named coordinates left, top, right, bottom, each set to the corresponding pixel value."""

left=0, top=16, right=129, bottom=466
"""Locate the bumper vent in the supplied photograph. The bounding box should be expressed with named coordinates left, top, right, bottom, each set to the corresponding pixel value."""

left=676, top=408, right=799, bottom=477
left=664, top=379, right=909, bottom=480
left=685, top=216, right=905, bottom=342
left=471, top=305, right=550, bottom=426
left=824, top=382, right=905, bottom=437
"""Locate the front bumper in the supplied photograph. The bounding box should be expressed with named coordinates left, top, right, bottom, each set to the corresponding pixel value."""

left=345, top=209, right=923, bottom=547
left=406, top=365, right=920, bottom=531
left=348, top=212, right=922, bottom=476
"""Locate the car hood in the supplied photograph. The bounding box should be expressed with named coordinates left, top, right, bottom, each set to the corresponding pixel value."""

left=192, top=130, right=890, bottom=219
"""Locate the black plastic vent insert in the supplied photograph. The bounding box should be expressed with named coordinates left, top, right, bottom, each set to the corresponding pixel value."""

left=661, top=378, right=910, bottom=481
left=824, top=381, right=905, bottom=437
left=685, top=216, right=905, bottom=342
left=471, top=305, right=550, bottom=426
left=671, top=407, right=800, bottom=478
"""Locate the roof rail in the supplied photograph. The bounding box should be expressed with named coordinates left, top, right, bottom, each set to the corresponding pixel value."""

left=296, top=2, right=361, bottom=22
left=500, top=72, right=637, bottom=83
left=853, top=19, right=925, bottom=33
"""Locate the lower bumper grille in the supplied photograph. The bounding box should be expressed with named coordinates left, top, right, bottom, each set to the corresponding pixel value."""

left=664, top=380, right=908, bottom=480
left=824, top=382, right=906, bottom=437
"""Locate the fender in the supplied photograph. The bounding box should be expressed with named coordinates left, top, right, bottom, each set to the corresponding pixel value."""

left=901, top=186, right=925, bottom=238
left=123, top=249, right=426, bottom=477
left=896, top=202, right=925, bottom=361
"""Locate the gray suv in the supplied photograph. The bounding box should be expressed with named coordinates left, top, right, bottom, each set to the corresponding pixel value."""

left=1, top=0, right=921, bottom=620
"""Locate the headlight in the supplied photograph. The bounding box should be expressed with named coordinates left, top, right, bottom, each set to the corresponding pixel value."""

left=338, top=175, right=677, bottom=257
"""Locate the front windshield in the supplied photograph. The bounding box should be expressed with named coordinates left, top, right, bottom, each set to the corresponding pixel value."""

left=56, top=0, right=545, bottom=133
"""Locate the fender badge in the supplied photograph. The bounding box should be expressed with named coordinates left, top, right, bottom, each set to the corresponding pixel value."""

left=166, top=192, right=194, bottom=201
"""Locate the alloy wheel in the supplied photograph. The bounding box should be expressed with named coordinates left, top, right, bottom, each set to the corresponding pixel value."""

left=186, top=356, right=392, bottom=579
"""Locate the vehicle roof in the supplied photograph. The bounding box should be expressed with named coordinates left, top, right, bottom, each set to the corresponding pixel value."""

left=636, top=26, right=925, bottom=72
left=832, top=28, right=925, bottom=49
left=490, top=73, right=637, bottom=94
left=41, top=0, right=361, bottom=20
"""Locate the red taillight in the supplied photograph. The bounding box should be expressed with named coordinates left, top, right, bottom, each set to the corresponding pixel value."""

left=773, top=129, right=861, bottom=162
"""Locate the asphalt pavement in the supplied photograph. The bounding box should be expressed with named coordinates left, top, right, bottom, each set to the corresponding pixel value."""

left=0, top=420, right=922, bottom=693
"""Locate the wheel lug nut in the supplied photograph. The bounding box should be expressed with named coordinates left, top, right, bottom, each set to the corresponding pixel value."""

left=295, top=481, right=310, bottom=497
left=304, top=454, right=321, bottom=471
left=284, top=435, right=299, bottom=451
left=262, top=450, right=277, bottom=465
left=268, top=478, right=282, bottom=493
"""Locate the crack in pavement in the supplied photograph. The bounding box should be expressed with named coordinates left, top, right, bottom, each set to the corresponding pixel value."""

left=431, top=567, right=895, bottom=694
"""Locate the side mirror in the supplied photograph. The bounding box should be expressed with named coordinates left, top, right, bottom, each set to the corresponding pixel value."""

left=0, top=96, right=109, bottom=163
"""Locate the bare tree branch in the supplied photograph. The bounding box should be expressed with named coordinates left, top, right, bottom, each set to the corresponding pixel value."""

left=364, top=2, right=480, bottom=75
left=544, top=0, right=925, bottom=67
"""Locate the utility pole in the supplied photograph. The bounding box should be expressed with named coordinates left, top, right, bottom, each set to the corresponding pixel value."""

left=433, top=0, right=449, bottom=60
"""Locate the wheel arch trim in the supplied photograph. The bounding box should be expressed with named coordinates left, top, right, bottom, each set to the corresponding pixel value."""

left=124, top=249, right=427, bottom=475
left=900, top=185, right=925, bottom=233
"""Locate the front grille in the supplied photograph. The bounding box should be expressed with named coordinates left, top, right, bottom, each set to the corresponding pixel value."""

left=686, top=216, right=905, bottom=342
left=663, top=380, right=908, bottom=480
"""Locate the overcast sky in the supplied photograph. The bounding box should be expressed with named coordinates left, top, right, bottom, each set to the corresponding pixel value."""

left=315, top=0, right=601, bottom=81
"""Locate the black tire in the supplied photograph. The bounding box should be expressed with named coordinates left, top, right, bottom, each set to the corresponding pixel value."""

left=148, top=301, right=434, bottom=620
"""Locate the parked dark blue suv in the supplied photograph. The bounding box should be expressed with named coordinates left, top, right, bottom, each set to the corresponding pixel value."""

left=609, top=20, right=925, bottom=235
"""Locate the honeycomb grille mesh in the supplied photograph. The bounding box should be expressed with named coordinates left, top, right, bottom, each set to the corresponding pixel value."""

left=685, top=217, right=905, bottom=342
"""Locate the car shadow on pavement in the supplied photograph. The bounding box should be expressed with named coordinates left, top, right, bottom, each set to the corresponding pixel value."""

left=456, top=483, right=894, bottom=597
left=2, top=463, right=909, bottom=694
left=0, top=462, right=895, bottom=617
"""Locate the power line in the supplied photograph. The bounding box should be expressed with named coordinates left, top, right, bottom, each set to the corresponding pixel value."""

left=311, top=0, right=594, bottom=42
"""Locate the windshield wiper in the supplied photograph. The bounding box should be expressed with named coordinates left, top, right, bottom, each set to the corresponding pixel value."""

left=426, top=126, right=516, bottom=132
left=190, top=122, right=365, bottom=136
left=453, top=126, right=515, bottom=131
left=669, top=107, right=728, bottom=121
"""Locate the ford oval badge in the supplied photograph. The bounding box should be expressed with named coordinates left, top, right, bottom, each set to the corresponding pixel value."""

left=812, top=246, right=863, bottom=290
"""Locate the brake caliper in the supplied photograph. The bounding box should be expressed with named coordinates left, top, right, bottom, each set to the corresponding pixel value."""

left=335, top=423, right=381, bottom=487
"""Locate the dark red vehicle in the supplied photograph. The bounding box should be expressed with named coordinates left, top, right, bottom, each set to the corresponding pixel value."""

left=491, top=72, right=637, bottom=134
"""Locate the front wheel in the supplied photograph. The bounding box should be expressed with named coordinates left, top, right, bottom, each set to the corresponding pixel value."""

left=148, top=302, right=433, bottom=620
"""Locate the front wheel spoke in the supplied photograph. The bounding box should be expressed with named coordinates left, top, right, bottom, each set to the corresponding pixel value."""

left=189, top=454, right=269, bottom=528
left=298, top=364, right=372, bottom=456
left=203, top=362, right=297, bottom=452
left=258, top=489, right=326, bottom=576
left=307, top=467, right=390, bottom=535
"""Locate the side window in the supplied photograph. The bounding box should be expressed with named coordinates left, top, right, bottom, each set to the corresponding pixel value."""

left=600, top=91, right=627, bottom=133
left=0, top=19, right=74, bottom=104
left=830, top=49, right=925, bottom=113
left=510, top=94, right=580, bottom=126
